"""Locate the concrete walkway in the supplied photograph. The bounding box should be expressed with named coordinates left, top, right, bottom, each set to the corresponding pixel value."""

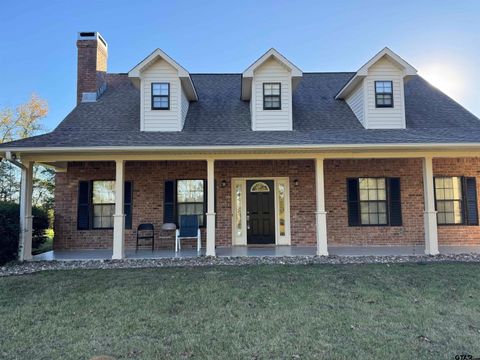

left=33, top=245, right=480, bottom=261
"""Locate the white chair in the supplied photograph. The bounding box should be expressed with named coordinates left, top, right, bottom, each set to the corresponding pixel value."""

left=175, top=215, right=201, bottom=253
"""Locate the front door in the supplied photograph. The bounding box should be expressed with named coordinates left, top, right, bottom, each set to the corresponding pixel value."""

left=247, top=180, right=275, bottom=244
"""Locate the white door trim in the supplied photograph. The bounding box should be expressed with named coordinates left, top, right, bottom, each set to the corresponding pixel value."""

left=231, top=177, right=291, bottom=246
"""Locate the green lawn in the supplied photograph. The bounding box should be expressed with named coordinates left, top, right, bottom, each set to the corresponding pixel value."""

left=1, top=264, right=479, bottom=359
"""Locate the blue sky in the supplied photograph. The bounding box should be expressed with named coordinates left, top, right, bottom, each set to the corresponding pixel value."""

left=1, top=0, right=479, bottom=130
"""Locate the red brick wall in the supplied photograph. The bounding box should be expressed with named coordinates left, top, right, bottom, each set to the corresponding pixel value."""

left=324, top=158, right=425, bottom=246
left=53, top=158, right=480, bottom=250
left=434, top=158, right=480, bottom=245
left=54, top=160, right=316, bottom=249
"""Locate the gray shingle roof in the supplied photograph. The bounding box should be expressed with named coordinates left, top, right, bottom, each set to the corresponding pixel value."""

left=2, top=72, right=480, bottom=149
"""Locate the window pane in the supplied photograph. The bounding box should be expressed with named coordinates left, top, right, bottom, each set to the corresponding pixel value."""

left=360, top=189, right=368, bottom=201
left=271, top=84, right=280, bottom=95
left=235, top=184, right=243, bottom=237
left=378, top=213, right=387, bottom=225
left=361, top=213, right=370, bottom=225
left=177, top=180, right=204, bottom=202
left=152, top=83, right=161, bottom=95
left=93, top=181, right=115, bottom=204
left=378, top=202, right=386, bottom=214
left=377, top=189, right=386, bottom=201
left=278, top=183, right=286, bottom=236
left=159, top=83, right=169, bottom=95
left=360, top=202, right=369, bottom=214
left=93, top=217, right=102, bottom=228
left=368, top=202, right=378, bottom=213
left=152, top=83, right=168, bottom=96
left=369, top=213, right=379, bottom=225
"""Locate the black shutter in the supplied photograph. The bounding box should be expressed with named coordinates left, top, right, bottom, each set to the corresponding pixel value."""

left=77, top=181, right=91, bottom=230
left=164, top=180, right=176, bottom=224
left=464, top=177, right=478, bottom=225
left=388, top=178, right=402, bottom=226
left=347, top=178, right=360, bottom=226
left=124, top=181, right=133, bottom=229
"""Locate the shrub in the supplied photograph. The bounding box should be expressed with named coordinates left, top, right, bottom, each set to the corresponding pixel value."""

left=0, top=202, right=49, bottom=265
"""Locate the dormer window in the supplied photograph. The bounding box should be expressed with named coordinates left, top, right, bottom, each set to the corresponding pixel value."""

left=375, top=81, right=393, bottom=108
left=263, top=83, right=281, bottom=110
left=151, top=83, right=170, bottom=110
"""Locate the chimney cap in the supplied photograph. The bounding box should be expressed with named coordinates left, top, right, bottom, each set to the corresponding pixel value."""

left=77, top=31, right=107, bottom=48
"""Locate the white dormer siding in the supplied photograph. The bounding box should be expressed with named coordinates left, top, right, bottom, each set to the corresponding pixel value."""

left=180, top=86, right=189, bottom=128
left=364, top=58, right=405, bottom=129
left=338, top=48, right=417, bottom=130
left=251, top=58, right=292, bottom=131
left=141, top=59, right=182, bottom=131
left=345, top=81, right=365, bottom=126
left=129, top=48, right=197, bottom=132
left=242, top=48, right=302, bottom=131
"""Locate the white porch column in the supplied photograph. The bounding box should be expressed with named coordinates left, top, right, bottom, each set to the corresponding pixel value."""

left=423, top=156, right=439, bottom=255
left=315, top=157, right=328, bottom=256
left=112, top=160, right=125, bottom=259
left=206, top=159, right=216, bottom=256
left=19, top=161, right=34, bottom=261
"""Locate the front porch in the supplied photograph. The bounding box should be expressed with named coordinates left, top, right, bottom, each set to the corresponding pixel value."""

left=32, top=244, right=480, bottom=261
left=15, top=154, right=480, bottom=262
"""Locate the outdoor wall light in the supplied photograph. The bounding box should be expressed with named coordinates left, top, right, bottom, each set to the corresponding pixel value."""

left=221, top=180, right=227, bottom=188
left=294, top=179, right=299, bottom=186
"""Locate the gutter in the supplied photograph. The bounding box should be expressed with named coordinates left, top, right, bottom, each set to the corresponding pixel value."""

left=2, top=142, right=480, bottom=153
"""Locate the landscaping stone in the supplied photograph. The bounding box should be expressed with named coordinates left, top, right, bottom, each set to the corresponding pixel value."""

left=1, top=253, right=480, bottom=277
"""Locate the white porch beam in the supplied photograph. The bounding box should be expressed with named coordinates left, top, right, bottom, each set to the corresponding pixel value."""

left=112, top=160, right=125, bottom=259
left=19, top=161, right=34, bottom=261
left=315, top=158, right=328, bottom=256
left=20, top=149, right=480, bottom=164
left=422, top=156, right=439, bottom=255
left=206, top=159, right=216, bottom=256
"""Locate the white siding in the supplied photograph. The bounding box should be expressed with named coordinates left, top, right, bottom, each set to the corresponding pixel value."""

left=180, top=86, right=189, bottom=128
left=141, top=59, right=181, bottom=131
left=364, top=57, right=405, bottom=129
left=252, top=58, right=292, bottom=131
left=345, top=81, right=365, bottom=126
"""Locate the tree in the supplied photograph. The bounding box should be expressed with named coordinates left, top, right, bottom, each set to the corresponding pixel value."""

left=0, top=94, right=53, bottom=208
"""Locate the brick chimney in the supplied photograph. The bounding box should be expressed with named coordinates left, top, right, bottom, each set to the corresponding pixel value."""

left=76, top=32, right=108, bottom=104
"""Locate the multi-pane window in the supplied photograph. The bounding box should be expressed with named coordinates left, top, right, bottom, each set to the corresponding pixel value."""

left=434, top=177, right=463, bottom=224
left=92, top=181, right=115, bottom=229
left=177, top=180, right=205, bottom=226
left=263, top=83, right=281, bottom=110
left=375, top=81, right=393, bottom=108
left=359, top=178, right=387, bottom=225
left=151, top=83, right=170, bottom=110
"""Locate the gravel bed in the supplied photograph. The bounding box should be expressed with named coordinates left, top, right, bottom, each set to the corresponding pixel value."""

left=1, top=253, right=480, bottom=277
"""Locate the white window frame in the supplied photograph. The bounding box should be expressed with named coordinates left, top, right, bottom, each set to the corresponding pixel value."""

left=231, top=177, right=291, bottom=246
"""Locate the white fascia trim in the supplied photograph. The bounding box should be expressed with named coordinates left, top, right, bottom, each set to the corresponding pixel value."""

left=4, top=142, right=480, bottom=154
left=242, top=48, right=303, bottom=78
left=128, top=48, right=198, bottom=101
left=336, top=47, right=417, bottom=100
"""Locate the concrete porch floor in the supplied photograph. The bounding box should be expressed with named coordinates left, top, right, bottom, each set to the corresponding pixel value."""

left=32, top=245, right=480, bottom=261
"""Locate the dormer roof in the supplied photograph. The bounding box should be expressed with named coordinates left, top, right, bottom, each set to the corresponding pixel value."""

left=128, top=48, right=198, bottom=101
left=335, top=47, right=417, bottom=99
left=241, top=48, right=303, bottom=100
